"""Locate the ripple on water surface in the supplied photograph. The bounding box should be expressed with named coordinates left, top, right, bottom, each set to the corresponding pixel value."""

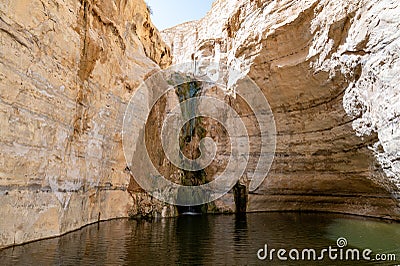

left=1, top=212, right=399, bottom=265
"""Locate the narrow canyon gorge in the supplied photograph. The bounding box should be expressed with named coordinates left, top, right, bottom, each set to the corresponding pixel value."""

left=1, top=0, right=399, bottom=249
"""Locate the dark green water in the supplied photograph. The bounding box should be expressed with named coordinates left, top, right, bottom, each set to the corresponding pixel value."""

left=1, top=212, right=399, bottom=265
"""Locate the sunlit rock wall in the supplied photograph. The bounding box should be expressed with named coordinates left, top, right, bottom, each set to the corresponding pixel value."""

left=0, top=0, right=172, bottom=248
left=162, top=0, right=400, bottom=219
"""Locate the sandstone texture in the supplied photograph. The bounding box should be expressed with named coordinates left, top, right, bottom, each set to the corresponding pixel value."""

left=0, top=0, right=173, bottom=248
left=162, top=0, right=400, bottom=218
left=2, top=0, right=400, bottom=249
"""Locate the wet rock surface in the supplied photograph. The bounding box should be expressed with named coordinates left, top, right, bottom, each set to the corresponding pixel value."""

left=1, top=0, right=400, bottom=249
left=162, top=0, right=400, bottom=219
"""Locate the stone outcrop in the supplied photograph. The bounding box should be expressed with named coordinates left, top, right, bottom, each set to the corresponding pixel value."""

left=1, top=0, right=400, bottom=250
left=162, top=0, right=400, bottom=218
left=0, top=0, right=173, bottom=248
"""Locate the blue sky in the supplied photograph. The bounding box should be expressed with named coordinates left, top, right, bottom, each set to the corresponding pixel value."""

left=145, top=0, right=215, bottom=30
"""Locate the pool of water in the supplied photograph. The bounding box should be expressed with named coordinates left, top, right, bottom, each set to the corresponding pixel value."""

left=1, top=212, right=399, bottom=265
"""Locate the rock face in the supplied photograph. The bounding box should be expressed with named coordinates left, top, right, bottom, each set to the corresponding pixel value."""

left=1, top=0, right=400, bottom=250
left=162, top=0, right=400, bottom=218
left=0, top=0, right=174, bottom=248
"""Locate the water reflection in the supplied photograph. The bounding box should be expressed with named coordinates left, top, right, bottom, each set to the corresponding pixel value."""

left=234, top=214, right=249, bottom=251
left=176, top=216, right=212, bottom=264
left=1, top=213, right=399, bottom=265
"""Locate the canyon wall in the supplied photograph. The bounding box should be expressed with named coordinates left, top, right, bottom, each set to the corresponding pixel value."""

left=1, top=0, right=400, bottom=249
left=0, top=0, right=173, bottom=248
left=162, top=0, right=400, bottom=218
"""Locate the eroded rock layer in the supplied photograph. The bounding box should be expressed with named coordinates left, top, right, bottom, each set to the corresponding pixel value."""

left=162, top=0, right=400, bottom=218
left=0, top=0, right=172, bottom=248
left=1, top=0, right=400, bottom=249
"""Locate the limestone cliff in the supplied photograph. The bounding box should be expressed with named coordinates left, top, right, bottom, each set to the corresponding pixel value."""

left=0, top=0, right=172, bottom=248
left=2, top=0, right=400, bottom=250
left=162, top=0, right=400, bottom=218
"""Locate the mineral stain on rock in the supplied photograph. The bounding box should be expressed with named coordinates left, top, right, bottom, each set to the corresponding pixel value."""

left=0, top=0, right=171, bottom=248
left=162, top=0, right=400, bottom=218
left=1, top=0, right=400, bottom=250
left=174, top=79, right=209, bottom=213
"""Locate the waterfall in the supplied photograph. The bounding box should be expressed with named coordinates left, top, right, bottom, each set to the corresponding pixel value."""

left=175, top=80, right=207, bottom=214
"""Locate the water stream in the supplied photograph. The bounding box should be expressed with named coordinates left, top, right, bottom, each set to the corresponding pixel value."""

left=175, top=80, right=209, bottom=213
